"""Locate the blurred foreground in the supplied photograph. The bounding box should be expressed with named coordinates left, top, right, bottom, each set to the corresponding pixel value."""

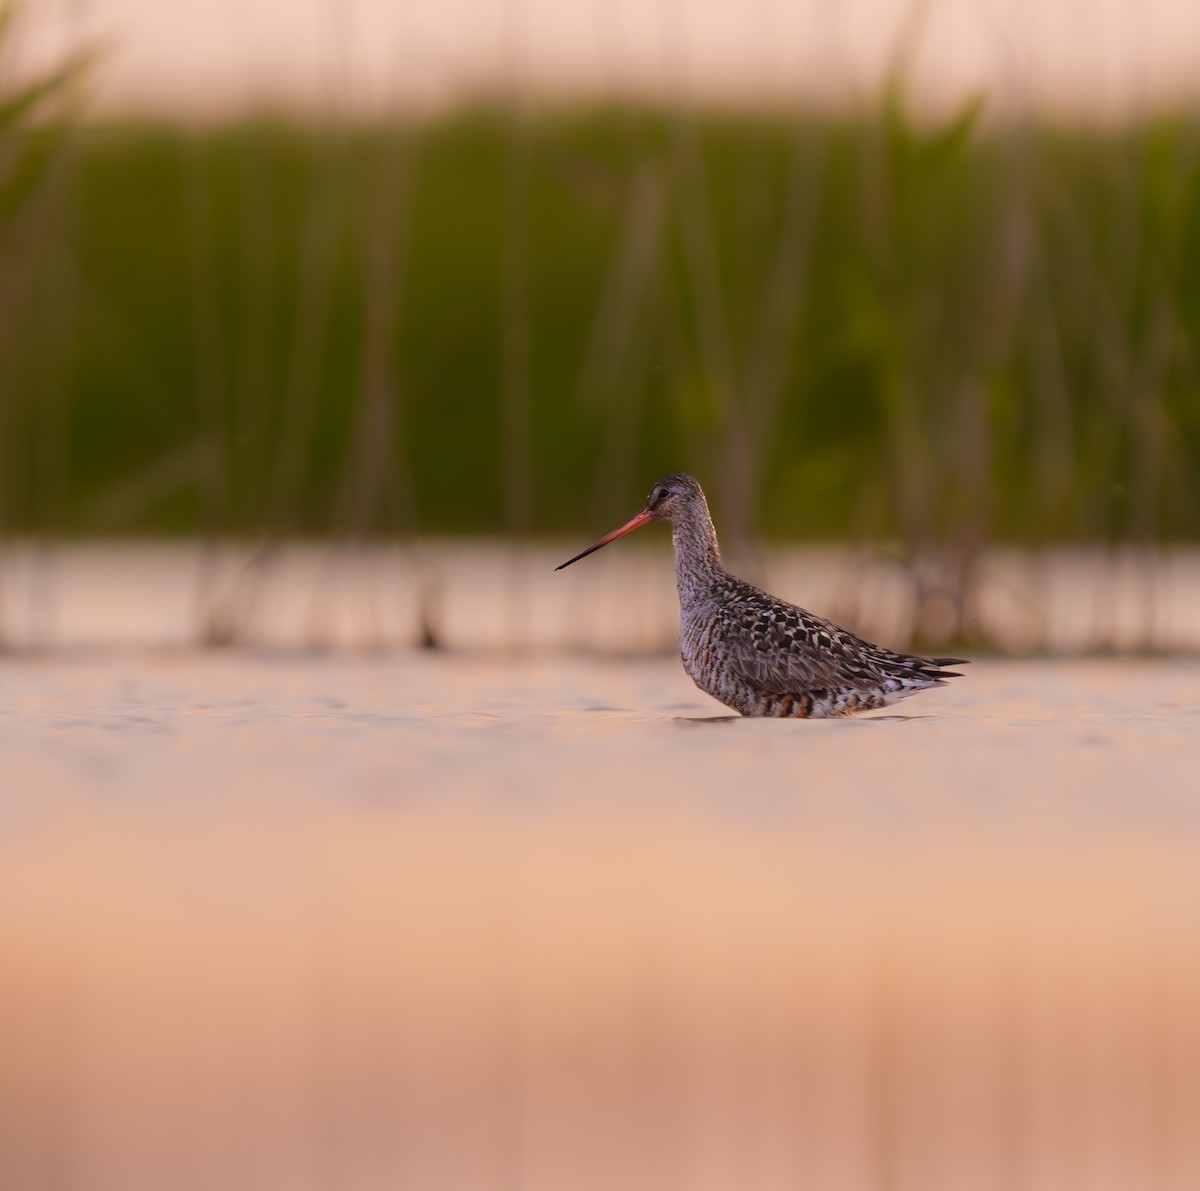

left=2, top=651, right=1200, bottom=1189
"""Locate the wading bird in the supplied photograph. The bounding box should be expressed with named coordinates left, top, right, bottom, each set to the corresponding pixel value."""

left=556, top=474, right=967, bottom=718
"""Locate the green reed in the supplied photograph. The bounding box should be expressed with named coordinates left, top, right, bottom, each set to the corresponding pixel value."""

left=6, top=102, right=1200, bottom=564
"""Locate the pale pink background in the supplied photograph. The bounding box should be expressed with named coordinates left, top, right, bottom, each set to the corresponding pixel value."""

left=16, top=0, right=1200, bottom=121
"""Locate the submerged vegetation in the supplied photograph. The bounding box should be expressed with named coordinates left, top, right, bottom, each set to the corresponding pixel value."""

left=4, top=100, right=1200, bottom=559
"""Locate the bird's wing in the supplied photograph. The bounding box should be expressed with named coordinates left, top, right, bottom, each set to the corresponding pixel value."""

left=714, top=596, right=952, bottom=694
left=713, top=600, right=870, bottom=692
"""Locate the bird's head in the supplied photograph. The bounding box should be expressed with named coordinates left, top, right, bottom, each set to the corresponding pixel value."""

left=641, top=473, right=704, bottom=524
left=555, top=473, right=703, bottom=571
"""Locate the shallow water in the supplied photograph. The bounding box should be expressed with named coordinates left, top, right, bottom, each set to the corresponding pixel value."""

left=3, top=653, right=1200, bottom=1189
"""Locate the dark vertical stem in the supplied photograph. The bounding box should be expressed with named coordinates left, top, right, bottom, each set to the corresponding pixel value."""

left=205, top=122, right=345, bottom=645
left=671, top=112, right=758, bottom=569
left=579, top=163, right=666, bottom=528
left=183, top=134, right=230, bottom=645
left=502, top=138, right=532, bottom=532
left=19, top=130, right=75, bottom=649
left=234, top=126, right=276, bottom=534
left=501, top=20, right=533, bottom=647
left=268, top=128, right=344, bottom=532
left=742, top=121, right=825, bottom=530
left=319, top=121, right=417, bottom=648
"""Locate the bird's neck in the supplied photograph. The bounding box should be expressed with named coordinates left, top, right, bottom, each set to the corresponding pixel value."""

left=672, top=504, right=723, bottom=595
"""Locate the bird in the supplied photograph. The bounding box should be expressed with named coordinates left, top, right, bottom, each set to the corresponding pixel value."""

left=556, top=473, right=967, bottom=718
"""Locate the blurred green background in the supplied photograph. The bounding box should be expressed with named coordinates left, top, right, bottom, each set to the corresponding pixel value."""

left=4, top=16, right=1200, bottom=556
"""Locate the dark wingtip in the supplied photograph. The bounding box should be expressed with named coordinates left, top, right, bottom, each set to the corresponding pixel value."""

left=932, top=657, right=970, bottom=667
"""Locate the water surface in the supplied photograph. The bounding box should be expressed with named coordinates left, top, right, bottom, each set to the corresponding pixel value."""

left=3, top=653, right=1199, bottom=1189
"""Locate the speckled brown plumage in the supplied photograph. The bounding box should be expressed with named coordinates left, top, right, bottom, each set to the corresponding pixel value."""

left=557, top=473, right=967, bottom=718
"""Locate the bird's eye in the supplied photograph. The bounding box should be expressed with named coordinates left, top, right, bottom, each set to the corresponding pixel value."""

left=655, top=488, right=670, bottom=503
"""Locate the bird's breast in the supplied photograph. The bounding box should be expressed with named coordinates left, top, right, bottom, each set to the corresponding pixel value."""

left=678, top=604, right=724, bottom=692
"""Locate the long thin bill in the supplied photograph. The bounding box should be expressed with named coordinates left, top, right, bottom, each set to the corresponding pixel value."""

left=555, top=508, right=653, bottom=571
